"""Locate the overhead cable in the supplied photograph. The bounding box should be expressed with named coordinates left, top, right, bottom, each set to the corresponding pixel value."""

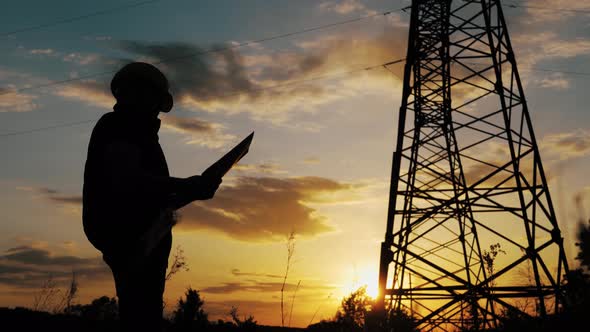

left=1, top=0, right=162, bottom=38
left=0, top=58, right=405, bottom=138
left=0, top=7, right=402, bottom=96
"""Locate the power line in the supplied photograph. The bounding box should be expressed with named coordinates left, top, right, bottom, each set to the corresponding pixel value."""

left=459, top=60, right=590, bottom=77
left=526, top=67, right=590, bottom=77
left=1, top=0, right=162, bottom=38
left=0, top=7, right=402, bottom=96
left=505, top=2, right=590, bottom=14
left=0, top=119, right=95, bottom=138
left=194, top=58, right=406, bottom=101
left=461, top=0, right=590, bottom=14
left=3, top=2, right=583, bottom=97
left=0, top=58, right=405, bottom=139
left=2, top=1, right=586, bottom=41
left=2, top=58, right=588, bottom=138
left=1, top=73, right=114, bottom=96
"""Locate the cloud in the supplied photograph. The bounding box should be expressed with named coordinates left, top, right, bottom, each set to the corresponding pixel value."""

left=51, top=81, right=234, bottom=148
left=318, top=1, right=407, bottom=28
left=201, top=281, right=298, bottom=294
left=112, top=29, right=406, bottom=124
left=115, top=41, right=259, bottom=110
left=522, top=0, right=590, bottom=22
left=3, top=246, right=94, bottom=266
left=16, top=27, right=407, bottom=124
left=84, top=35, right=112, bottom=41
left=531, top=35, right=590, bottom=60
left=542, top=129, right=590, bottom=160
left=537, top=73, right=570, bottom=90
left=16, top=186, right=82, bottom=217
left=14, top=24, right=409, bottom=124
left=46, top=195, right=83, bottom=205
left=0, top=68, right=41, bottom=113
left=160, top=114, right=236, bottom=149
left=574, top=186, right=590, bottom=205
left=0, top=246, right=109, bottom=288
left=29, top=48, right=56, bottom=56
left=437, top=134, right=573, bottom=192
left=512, top=32, right=590, bottom=75
left=456, top=142, right=510, bottom=185
left=233, top=162, right=287, bottom=175
left=53, top=80, right=113, bottom=108
left=21, top=45, right=112, bottom=68
left=201, top=279, right=334, bottom=294
left=26, top=176, right=369, bottom=237
left=163, top=114, right=215, bottom=133
left=319, top=0, right=369, bottom=15
left=176, top=176, right=361, bottom=241
left=21, top=43, right=111, bottom=66
left=203, top=299, right=280, bottom=321
left=462, top=162, right=513, bottom=188
left=302, top=157, right=321, bottom=165
left=62, top=52, right=104, bottom=66
left=230, top=268, right=283, bottom=279
left=37, top=187, right=58, bottom=195
left=409, top=139, right=541, bottom=192
left=0, top=87, right=38, bottom=112
left=27, top=187, right=83, bottom=206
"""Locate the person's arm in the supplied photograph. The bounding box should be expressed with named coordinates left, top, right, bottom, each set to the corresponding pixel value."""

left=167, top=175, right=221, bottom=210
left=103, top=140, right=221, bottom=210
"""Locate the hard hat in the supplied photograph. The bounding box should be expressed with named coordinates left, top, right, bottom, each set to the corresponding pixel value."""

left=110, top=62, right=173, bottom=113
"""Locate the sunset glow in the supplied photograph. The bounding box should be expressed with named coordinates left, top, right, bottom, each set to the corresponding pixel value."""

left=1, top=0, right=589, bottom=328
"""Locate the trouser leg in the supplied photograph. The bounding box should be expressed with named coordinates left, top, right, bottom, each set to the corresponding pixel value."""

left=105, top=233, right=172, bottom=332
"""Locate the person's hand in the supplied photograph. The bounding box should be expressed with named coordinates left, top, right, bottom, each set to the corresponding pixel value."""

left=185, top=175, right=222, bottom=200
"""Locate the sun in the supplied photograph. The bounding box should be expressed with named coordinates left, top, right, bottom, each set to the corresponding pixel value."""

left=347, top=266, right=379, bottom=299
left=359, top=278, right=379, bottom=299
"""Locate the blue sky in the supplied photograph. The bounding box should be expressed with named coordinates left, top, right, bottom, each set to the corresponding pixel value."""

left=0, top=0, right=589, bottom=327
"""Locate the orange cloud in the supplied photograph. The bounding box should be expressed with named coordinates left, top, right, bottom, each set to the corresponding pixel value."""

left=160, top=114, right=236, bottom=149
left=542, top=129, right=590, bottom=160
left=230, top=268, right=283, bottom=279
left=28, top=175, right=365, bottom=242
left=201, top=280, right=333, bottom=295
left=538, top=73, right=570, bottom=90
left=0, top=68, right=42, bottom=112
left=53, top=80, right=112, bottom=108
left=302, top=157, right=321, bottom=165
left=176, top=176, right=360, bottom=241
left=233, top=162, right=287, bottom=175
left=0, top=87, right=38, bottom=113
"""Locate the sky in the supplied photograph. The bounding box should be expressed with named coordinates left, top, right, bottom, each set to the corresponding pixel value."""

left=0, top=0, right=589, bottom=327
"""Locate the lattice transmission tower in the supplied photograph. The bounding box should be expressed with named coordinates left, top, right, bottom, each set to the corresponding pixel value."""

left=376, top=0, right=569, bottom=330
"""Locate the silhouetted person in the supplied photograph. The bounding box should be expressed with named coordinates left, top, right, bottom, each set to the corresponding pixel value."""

left=82, top=62, right=221, bottom=332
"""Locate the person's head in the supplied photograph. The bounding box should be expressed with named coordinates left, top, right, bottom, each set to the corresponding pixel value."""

left=110, top=62, right=173, bottom=117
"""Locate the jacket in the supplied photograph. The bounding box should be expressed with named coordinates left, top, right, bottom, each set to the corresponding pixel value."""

left=82, top=107, right=174, bottom=255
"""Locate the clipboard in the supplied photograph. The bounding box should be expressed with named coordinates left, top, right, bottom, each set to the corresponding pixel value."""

left=202, top=131, right=254, bottom=178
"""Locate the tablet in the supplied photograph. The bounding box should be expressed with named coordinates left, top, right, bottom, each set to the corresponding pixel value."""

left=202, top=131, right=254, bottom=178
